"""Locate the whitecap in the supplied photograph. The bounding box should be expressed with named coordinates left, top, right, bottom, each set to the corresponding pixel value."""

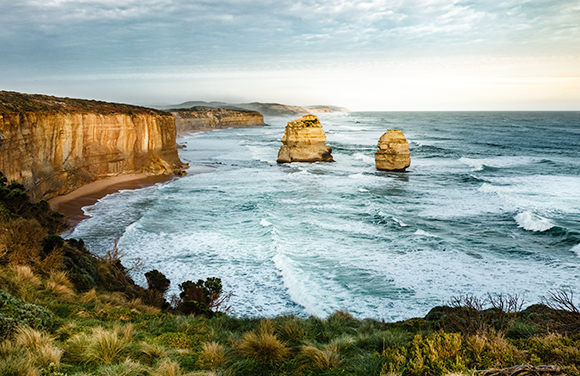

left=358, top=188, right=369, bottom=192
left=392, top=217, right=409, bottom=227
left=353, top=153, right=375, bottom=165
left=414, top=229, right=436, bottom=237
left=260, top=219, right=272, bottom=227
left=571, top=244, right=580, bottom=257
left=514, top=211, right=554, bottom=232
left=459, top=156, right=543, bottom=171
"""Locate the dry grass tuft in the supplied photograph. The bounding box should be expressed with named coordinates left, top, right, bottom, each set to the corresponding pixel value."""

left=276, top=317, right=307, bottom=343
left=81, top=288, right=99, bottom=303
left=13, top=265, right=41, bottom=287
left=197, top=341, right=227, bottom=370
left=84, top=326, right=130, bottom=365
left=299, top=343, right=342, bottom=370
left=237, top=320, right=290, bottom=364
left=155, top=359, right=184, bottom=376
left=96, top=358, right=149, bottom=376
left=129, top=298, right=161, bottom=315
left=13, top=326, right=62, bottom=368
left=44, top=270, right=75, bottom=299
left=63, top=332, right=92, bottom=363
left=0, top=339, right=40, bottom=376
left=139, top=341, right=168, bottom=361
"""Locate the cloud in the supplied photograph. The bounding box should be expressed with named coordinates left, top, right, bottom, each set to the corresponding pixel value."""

left=1, top=0, right=578, bottom=108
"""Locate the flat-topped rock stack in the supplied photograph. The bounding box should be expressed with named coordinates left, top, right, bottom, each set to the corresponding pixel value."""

left=276, top=115, right=334, bottom=163
left=375, top=130, right=411, bottom=171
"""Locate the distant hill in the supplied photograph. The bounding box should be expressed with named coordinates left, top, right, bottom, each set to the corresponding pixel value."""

left=155, top=101, right=350, bottom=117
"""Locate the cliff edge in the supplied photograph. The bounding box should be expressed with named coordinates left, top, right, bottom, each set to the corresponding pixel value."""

left=0, top=91, right=184, bottom=201
left=170, top=106, right=266, bottom=134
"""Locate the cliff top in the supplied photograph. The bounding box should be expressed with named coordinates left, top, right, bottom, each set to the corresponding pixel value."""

left=169, top=106, right=262, bottom=116
left=0, top=91, right=170, bottom=116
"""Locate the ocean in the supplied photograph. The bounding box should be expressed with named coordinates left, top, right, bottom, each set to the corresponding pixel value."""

left=67, top=111, right=580, bottom=321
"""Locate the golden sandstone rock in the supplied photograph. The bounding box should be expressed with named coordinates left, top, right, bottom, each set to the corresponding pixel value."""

left=375, top=130, right=411, bottom=171
left=0, top=92, right=183, bottom=201
left=276, top=115, right=333, bottom=163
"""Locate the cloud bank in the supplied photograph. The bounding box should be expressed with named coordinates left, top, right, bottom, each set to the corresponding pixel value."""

left=1, top=0, right=579, bottom=109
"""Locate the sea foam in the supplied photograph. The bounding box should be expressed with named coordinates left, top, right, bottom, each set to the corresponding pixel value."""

left=514, top=211, right=554, bottom=232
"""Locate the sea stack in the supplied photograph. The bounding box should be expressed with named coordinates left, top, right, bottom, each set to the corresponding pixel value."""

left=276, top=115, right=334, bottom=163
left=375, top=130, right=411, bottom=171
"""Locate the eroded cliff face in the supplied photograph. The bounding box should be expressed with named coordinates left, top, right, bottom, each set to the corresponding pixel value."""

left=171, top=106, right=266, bottom=133
left=277, top=114, right=334, bottom=163
left=0, top=91, right=183, bottom=201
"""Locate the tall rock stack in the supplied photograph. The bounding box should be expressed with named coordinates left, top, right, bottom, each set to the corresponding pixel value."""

left=276, top=115, right=334, bottom=163
left=375, top=130, right=411, bottom=171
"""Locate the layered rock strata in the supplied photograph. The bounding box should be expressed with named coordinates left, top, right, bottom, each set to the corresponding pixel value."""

left=277, top=115, right=334, bottom=163
left=0, top=91, right=183, bottom=201
left=375, top=130, right=411, bottom=171
left=170, top=106, right=266, bottom=133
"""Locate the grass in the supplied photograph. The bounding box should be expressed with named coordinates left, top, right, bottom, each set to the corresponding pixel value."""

left=2, top=264, right=580, bottom=375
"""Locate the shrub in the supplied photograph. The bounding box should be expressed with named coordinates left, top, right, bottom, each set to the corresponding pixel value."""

left=176, top=277, right=231, bottom=317
left=156, top=332, right=197, bottom=349
left=0, top=288, right=53, bottom=337
left=524, top=333, right=580, bottom=367
left=236, top=320, right=290, bottom=364
left=145, top=270, right=170, bottom=295
left=383, top=331, right=465, bottom=376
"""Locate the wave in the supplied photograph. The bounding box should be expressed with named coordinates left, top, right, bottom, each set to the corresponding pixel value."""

left=352, top=153, right=375, bottom=165
left=414, top=229, right=437, bottom=237
left=514, top=211, right=554, bottom=232
left=272, top=253, right=318, bottom=316
left=260, top=219, right=272, bottom=227
left=459, top=156, right=545, bottom=171
left=572, top=244, right=580, bottom=257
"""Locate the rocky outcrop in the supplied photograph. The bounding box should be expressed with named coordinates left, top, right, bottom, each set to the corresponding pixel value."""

left=277, top=115, right=333, bottom=163
left=0, top=91, right=183, bottom=202
left=375, top=130, right=411, bottom=171
left=170, top=106, right=266, bottom=134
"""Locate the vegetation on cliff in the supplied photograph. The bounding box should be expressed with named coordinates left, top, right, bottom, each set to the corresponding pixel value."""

left=1, top=170, right=579, bottom=376
left=0, top=91, right=170, bottom=116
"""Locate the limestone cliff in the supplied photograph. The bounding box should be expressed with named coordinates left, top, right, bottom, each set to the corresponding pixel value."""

left=0, top=91, right=183, bottom=201
left=170, top=106, right=266, bottom=133
left=375, top=130, right=411, bottom=171
left=277, top=115, right=333, bottom=163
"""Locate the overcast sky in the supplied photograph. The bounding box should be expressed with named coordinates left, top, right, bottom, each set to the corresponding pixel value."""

left=1, top=0, right=579, bottom=110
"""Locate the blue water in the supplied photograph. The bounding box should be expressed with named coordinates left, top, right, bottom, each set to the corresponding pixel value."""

left=68, top=112, right=580, bottom=321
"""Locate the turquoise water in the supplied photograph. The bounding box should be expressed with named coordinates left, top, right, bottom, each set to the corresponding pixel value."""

left=68, top=112, right=580, bottom=320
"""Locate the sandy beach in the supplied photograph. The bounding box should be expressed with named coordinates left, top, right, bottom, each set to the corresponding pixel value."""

left=48, top=174, right=176, bottom=227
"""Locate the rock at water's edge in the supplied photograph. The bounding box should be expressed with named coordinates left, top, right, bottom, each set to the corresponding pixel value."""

left=276, top=115, right=333, bottom=163
left=375, top=130, right=411, bottom=171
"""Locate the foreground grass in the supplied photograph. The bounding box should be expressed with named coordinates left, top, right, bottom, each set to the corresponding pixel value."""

left=1, top=265, right=580, bottom=376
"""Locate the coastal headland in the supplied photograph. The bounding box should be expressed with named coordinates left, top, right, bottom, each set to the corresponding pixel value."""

left=0, top=91, right=184, bottom=203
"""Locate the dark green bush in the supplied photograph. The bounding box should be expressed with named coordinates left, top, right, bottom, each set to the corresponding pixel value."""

left=0, top=288, right=53, bottom=337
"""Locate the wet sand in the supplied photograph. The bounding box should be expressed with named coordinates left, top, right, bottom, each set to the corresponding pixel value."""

left=48, top=174, right=176, bottom=228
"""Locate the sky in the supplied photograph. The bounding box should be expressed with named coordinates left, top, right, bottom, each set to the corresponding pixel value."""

left=1, top=0, right=579, bottom=110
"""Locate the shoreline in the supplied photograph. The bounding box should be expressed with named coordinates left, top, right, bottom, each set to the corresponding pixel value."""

left=48, top=174, right=176, bottom=228
left=49, top=125, right=254, bottom=229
